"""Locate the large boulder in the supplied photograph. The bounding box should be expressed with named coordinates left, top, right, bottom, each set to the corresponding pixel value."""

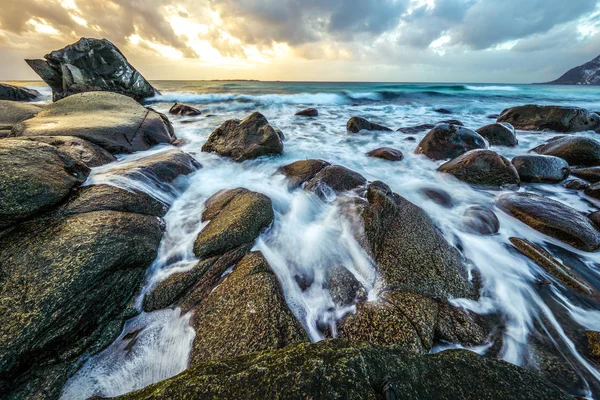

left=0, top=83, right=41, bottom=101
left=0, top=100, right=41, bottom=134
left=25, top=37, right=158, bottom=102
left=438, top=150, right=520, bottom=189
left=0, top=211, right=164, bottom=400
left=10, top=91, right=176, bottom=154
left=497, top=192, right=600, bottom=252
left=531, top=136, right=600, bottom=167
left=511, top=155, right=569, bottom=183
left=115, top=340, right=571, bottom=400
left=0, top=140, right=89, bottom=229
left=5, top=135, right=115, bottom=167
left=415, top=123, right=487, bottom=160
left=497, top=105, right=600, bottom=132
left=476, top=123, right=518, bottom=147
left=346, top=116, right=392, bottom=133
left=202, top=112, right=283, bottom=162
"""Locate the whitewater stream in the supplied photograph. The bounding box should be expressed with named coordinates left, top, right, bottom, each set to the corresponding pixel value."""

left=37, top=81, right=600, bottom=399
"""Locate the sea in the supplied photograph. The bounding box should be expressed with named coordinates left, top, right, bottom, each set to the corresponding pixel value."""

left=8, top=81, right=600, bottom=398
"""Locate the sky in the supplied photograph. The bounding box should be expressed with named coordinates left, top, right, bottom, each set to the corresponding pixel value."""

left=1, top=0, right=600, bottom=83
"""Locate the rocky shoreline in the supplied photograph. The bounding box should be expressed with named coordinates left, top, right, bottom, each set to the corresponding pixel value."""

left=1, top=38, right=600, bottom=399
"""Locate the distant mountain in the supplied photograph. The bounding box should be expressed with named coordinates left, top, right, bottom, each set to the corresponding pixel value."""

left=544, top=54, right=600, bottom=85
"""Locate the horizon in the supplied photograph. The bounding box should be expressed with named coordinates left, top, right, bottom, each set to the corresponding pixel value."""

left=2, top=0, right=599, bottom=83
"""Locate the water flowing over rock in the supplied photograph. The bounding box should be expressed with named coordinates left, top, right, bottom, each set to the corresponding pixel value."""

left=497, top=192, right=600, bottom=252
left=114, top=340, right=572, bottom=400
left=366, top=147, right=403, bottom=161
left=511, top=155, right=569, bottom=183
left=0, top=140, right=89, bottom=229
left=0, top=83, right=41, bottom=101
left=304, top=165, right=367, bottom=197
left=532, top=136, right=600, bottom=167
left=497, top=105, right=600, bottom=132
left=0, top=100, right=41, bottom=135
left=202, top=112, right=283, bottom=161
left=462, top=205, right=500, bottom=235
left=169, top=103, right=201, bottom=116
left=277, top=159, right=331, bottom=189
left=438, top=149, right=520, bottom=189
left=476, top=122, right=518, bottom=147
left=10, top=92, right=176, bottom=154
left=415, top=123, right=487, bottom=160
left=25, top=37, right=158, bottom=102
left=346, top=116, right=392, bottom=133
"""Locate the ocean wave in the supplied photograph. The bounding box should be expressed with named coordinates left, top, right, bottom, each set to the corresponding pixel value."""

left=148, top=92, right=349, bottom=106
left=465, top=85, right=520, bottom=91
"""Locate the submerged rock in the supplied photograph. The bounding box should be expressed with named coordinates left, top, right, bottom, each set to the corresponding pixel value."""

left=169, top=103, right=201, bottom=116
left=497, top=192, right=600, bottom=252
left=0, top=83, right=41, bottom=101
left=563, top=178, right=590, bottom=190
left=26, top=37, right=158, bottom=101
left=0, top=100, right=41, bottom=133
left=476, top=123, right=518, bottom=147
left=5, top=135, right=115, bottom=167
left=365, top=147, right=403, bottom=161
left=0, top=211, right=163, bottom=400
left=511, top=155, right=569, bottom=183
left=415, top=123, right=487, bottom=160
left=531, top=136, right=600, bottom=167
left=497, top=105, right=600, bottom=132
left=397, top=123, right=435, bottom=134
left=202, top=112, right=283, bottom=161
left=438, top=150, right=520, bottom=189
left=584, top=182, right=600, bottom=202
left=115, top=340, right=571, bottom=400
left=295, top=108, right=318, bottom=117
left=346, top=116, right=392, bottom=133
left=434, top=108, right=453, bottom=114
left=0, top=140, right=89, bottom=229
left=277, top=159, right=331, bottom=189
left=462, top=206, right=500, bottom=235
left=10, top=92, right=176, bottom=154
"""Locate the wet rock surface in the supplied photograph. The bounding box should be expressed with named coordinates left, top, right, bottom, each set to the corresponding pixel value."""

left=498, top=192, right=600, bottom=252
left=202, top=112, right=283, bottom=161
left=438, top=149, right=520, bottom=189
left=532, top=136, right=600, bottom=167
left=365, top=147, right=403, bottom=161
left=511, top=154, right=569, bottom=183
left=498, top=105, right=600, bottom=132
left=462, top=205, right=500, bottom=235
left=419, top=187, right=454, bottom=208
left=346, top=116, right=392, bottom=133
left=169, top=103, right=201, bottom=116
left=563, top=178, right=590, bottom=190
left=415, top=123, right=487, bottom=160
left=0, top=83, right=41, bottom=101
left=295, top=107, right=318, bottom=117
left=476, top=122, right=518, bottom=147
left=570, top=166, right=600, bottom=183
left=304, top=164, right=367, bottom=196
left=277, top=159, right=331, bottom=189
left=10, top=92, right=176, bottom=154
left=26, top=37, right=157, bottom=101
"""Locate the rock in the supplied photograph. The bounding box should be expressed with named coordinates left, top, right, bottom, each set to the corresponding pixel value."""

left=194, top=188, right=274, bottom=259
left=304, top=165, right=367, bottom=197
left=277, top=159, right=331, bottom=189
left=532, top=136, right=600, bottom=167
left=438, top=119, right=464, bottom=126
left=188, top=251, right=307, bottom=365
left=202, top=112, right=283, bottom=162
left=497, top=192, right=600, bottom=252
left=295, top=108, right=318, bottom=117
left=169, top=103, right=201, bottom=116
left=353, top=181, right=474, bottom=299
left=511, top=155, right=569, bottom=183
left=476, top=123, right=518, bottom=147
left=434, top=301, right=490, bottom=346
left=0, top=83, right=41, bottom=101
left=105, top=148, right=200, bottom=183
left=275, top=128, right=285, bottom=141
left=438, top=150, right=520, bottom=189
left=0, top=140, right=89, bottom=229
left=397, top=123, right=434, bottom=134
left=563, top=178, right=590, bottom=190
left=25, top=37, right=158, bottom=101
left=0, top=100, right=41, bottom=131
left=434, top=108, right=453, bottom=114
left=588, top=211, right=600, bottom=228
left=53, top=184, right=168, bottom=217
left=585, top=331, right=600, bottom=364
left=415, top=123, right=487, bottom=160
left=0, top=211, right=163, bottom=400
left=584, top=182, right=600, bottom=202
left=326, top=266, right=362, bottom=307
left=404, top=136, right=416, bottom=141
left=570, top=166, right=600, bottom=183
left=346, top=116, right=392, bottom=133
left=487, top=113, right=500, bottom=119
left=5, top=135, right=115, bottom=167
left=462, top=206, right=500, bottom=235
left=366, top=147, right=403, bottom=161
left=497, top=105, right=600, bottom=132
left=419, top=187, right=454, bottom=208
left=10, top=92, right=176, bottom=154
left=510, top=238, right=598, bottom=297
left=115, top=340, right=571, bottom=400
left=544, top=53, right=600, bottom=85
